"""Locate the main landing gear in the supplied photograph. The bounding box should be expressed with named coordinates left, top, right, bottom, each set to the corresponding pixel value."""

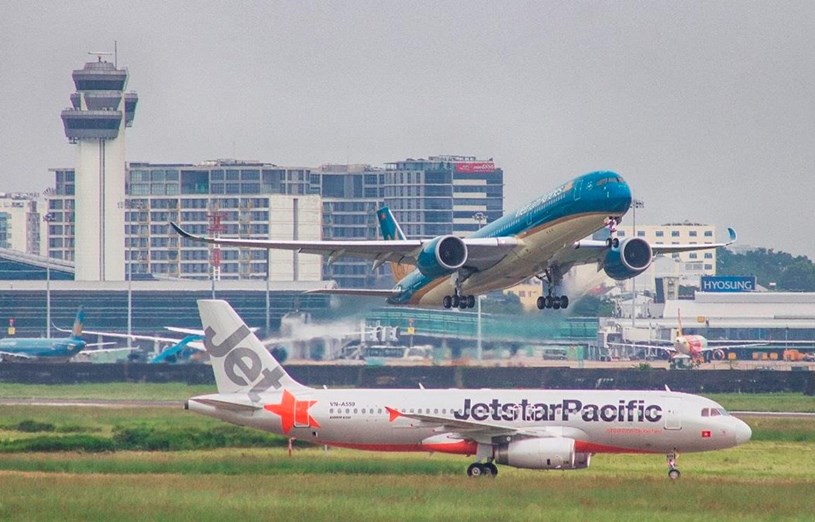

left=442, top=292, right=475, bottom=310
left=667, top=451, right=680, bottom=480
left=536, top=268, right=569, bottom=311
left=443, top=273, right=476, bottom=310
left=467, top=461, right=498, bottom=478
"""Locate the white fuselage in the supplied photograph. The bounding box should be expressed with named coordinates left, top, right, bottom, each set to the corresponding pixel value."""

left=188, top=388, right=750, bottom=455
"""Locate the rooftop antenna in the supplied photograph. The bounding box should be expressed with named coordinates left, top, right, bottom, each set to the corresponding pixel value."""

left=88, top=51, right=113, bottom=63
left=114, top=40, right=118, bottom=68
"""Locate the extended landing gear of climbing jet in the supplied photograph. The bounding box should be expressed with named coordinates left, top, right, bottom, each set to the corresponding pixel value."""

left=442, top=292, right=475, bottom=309
left=605, top=217, right=620, bottom=248
left=667, top=451, right=680, bottom=480
left=443, top=273, right=476, bottom=310
left=467, top=461, right=498, bottom=478
left=537, top=294, right=569, bottom=310
left=536, top=268, right=569, bottom=311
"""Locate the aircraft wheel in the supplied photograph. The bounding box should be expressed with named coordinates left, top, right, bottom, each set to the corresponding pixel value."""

left=612, top=238, right=620, bottom=248
left=467, top=295, right=475, bottom=308
left=552, top=299, right=561, bottom=310
left=485, top=463, right=498, bottom=476
left=467, top=463, right=485, bottom=477
left=536, top=296, right=545, bottom=310
left=544, top=296, right=554, bottom=309
left=459, top=299, right=468, bottom=310
left=560, top=296, right=569, bottom=309
left=452, top=294, right=460, bottom=308
left=443, top=296, right=452, bottom=309
left=668, top=468, right=681, bottom=480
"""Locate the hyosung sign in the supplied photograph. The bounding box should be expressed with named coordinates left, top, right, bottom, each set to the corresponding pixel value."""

left=701, top=276, right=757, bottom=293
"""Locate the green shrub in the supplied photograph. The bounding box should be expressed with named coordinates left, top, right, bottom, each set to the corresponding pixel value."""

left=0, top=434, right=114, bottom=452
left=14, top=420, right=56, bottom=433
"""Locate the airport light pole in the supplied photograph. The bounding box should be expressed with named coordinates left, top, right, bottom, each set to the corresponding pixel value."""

left=43, top=211, right=56, bottom=338
left=473, top=212, right=486, bottom=362
left=266, top=252, right=271, bottom=332
left=631, top=199, right=645, bottom=327
left=476, top=295, right=484, bottom=361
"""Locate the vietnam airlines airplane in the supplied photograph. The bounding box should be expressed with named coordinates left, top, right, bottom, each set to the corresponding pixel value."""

left=187, top=300, right=752, bottom=479
left=172, top=171, right=736, bottom=310
left=0, top=307, right=114, bottom=362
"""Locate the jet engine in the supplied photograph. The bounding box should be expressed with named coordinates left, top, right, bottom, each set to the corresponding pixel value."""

left=713, top=349, right=726, bottom=361
left=494, top=437, right=590, bottom=470
left=415, top=235, right=468, bottom=278
left=603, top=237, right=653, bottom=280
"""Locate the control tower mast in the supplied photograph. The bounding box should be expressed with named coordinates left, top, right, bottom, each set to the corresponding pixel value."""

left=60, top=52, right=138, bottom=281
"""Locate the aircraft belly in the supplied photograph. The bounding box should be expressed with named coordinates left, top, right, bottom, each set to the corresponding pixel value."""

left=462, top=213, right=608, bottom=295
left=412, top=213, right=609, bottom=304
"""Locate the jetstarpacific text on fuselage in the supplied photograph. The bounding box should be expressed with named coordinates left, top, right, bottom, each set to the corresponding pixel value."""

left=453, top=398, right=663, bottom=423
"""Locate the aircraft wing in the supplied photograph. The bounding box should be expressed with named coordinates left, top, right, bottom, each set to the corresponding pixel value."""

left=305, top=288, right=402, bottom=297
left=608, top=342, right=676, bottom=353
left=54, top=325, right=183, bottom=344
left=172, top=222, right=521, bottom=270
left=560, top=228, right=738, bottom=269
left=385, top=407, right=580, bottom=441
left=651, top=228, right=738, bottom=255
left=0, top=351, right=34, bottom=361
left=84, top=342, right=124, bottom=349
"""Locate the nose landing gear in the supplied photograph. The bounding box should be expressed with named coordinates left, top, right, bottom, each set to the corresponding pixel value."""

left=667, top=451, right=680, bottom=480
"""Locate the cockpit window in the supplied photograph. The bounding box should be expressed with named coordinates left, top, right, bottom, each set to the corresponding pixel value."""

left=701, top=407, right=729, bottom=417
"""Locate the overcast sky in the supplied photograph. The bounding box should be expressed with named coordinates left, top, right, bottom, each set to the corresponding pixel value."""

left=1, top=1, right=813, bottom=258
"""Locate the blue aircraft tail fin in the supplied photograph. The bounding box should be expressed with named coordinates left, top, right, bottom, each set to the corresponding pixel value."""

left=71, top=307, right=85, bottom=338
left=376, top=207, right=406, bottom=241
left=375, top=207, right=413, bottom=282
left=150, top=335, right=202, bottom=364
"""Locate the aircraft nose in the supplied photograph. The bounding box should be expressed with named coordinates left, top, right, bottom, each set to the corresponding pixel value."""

left=609, top=178, right=632, bottom=213
left=735, top=418, right=752, bottom=445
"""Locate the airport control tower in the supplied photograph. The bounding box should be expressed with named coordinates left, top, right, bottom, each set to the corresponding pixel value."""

left=60, top=54, right=137, bottom=281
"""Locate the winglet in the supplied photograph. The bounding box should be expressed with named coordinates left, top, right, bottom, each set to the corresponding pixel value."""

left=170, top=222, right=195, bottom=240
left=385, top=406, right=403, bottom=422
left=726, top=227, right=737, bottom=245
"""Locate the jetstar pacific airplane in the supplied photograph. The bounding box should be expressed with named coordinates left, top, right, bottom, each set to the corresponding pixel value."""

left=186, top=300, right=752, bottom=479
left=171, top=171, right=736, bottom=310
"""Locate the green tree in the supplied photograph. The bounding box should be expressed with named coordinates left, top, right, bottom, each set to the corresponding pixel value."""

left=718, top=248, right=815, bottom=291
left=569, top=294, right=615, bottom=317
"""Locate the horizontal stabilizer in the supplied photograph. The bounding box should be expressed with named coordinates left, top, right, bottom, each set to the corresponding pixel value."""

left=188, top=397, right=262, bottom=413
left=305, top=288, right=402, bottom=297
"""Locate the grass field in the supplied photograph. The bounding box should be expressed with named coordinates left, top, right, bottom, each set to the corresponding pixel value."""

left=0, top=385, right=813, bottom=520
left=0, top=443, right=812, bottom=521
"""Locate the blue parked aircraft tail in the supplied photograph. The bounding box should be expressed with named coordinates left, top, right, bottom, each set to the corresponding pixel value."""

left=376, top=206, right=406, bottom=241
left=71, top=307, right=85, bottom=338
